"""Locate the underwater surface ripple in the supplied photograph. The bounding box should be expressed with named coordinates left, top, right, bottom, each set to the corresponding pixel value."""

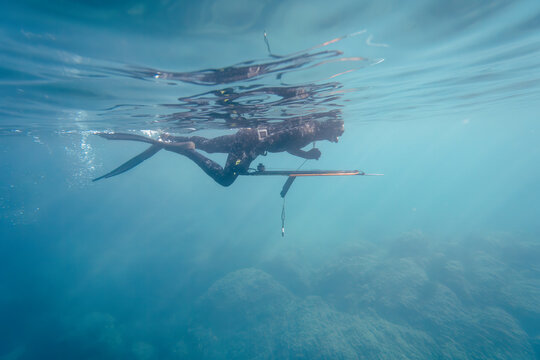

left=1, top=0, right=540, bottom=359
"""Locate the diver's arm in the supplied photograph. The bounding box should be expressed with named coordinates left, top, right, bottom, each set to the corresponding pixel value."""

left=164, top=147, right=239, bottom=187
left=287, top=147, right=321, bottom=160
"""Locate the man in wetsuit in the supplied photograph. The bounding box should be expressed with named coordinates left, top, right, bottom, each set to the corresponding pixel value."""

left=93, top=119, right=344, bottom=186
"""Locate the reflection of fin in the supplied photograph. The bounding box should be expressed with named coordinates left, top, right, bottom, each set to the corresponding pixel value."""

left=93, top=144, right=162, bottom=182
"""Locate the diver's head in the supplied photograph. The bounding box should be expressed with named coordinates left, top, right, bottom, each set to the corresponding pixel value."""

left=316, top=119, right=344, bottom=143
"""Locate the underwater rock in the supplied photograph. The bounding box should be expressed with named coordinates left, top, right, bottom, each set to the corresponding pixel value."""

left=171, top=340, right=189, bottom=359
left=131, top=341, right=155, bottom=360
left=190, top=268, right=438, bottom=359
left=76, top=312, right=124, bottom=353
left=456, top=246, right=540, bottom=337
left=0, top=346, right=25, bottom=360
left=532, top=336, right=540, bottom=358
left=195, top=267, right=295, bottom=328
left=466, top=307, right=534, bottom=359
left=313, top=237, right=537, bottom=359
left=316, top=255, right=432, bottom=317
left=427, top=256, right=476, bottom=304
left=385, top=230, right=433, bottom=260
left=500, top=278, right=540, bottom=316
left=259, top=254, right=313, bottom=296
left=35, top=311, right=128, bottom=359
left=182, top=234, right=539, bottom=359
left=469, top=254, right=540, bottom=343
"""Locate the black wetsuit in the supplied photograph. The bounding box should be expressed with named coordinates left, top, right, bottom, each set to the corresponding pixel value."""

left=160, top=120, right=324, bottom=186
left=94, top=119, right=342, bottom=186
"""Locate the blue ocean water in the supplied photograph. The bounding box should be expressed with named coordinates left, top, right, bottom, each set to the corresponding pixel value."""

left=1, top=0, right=540, bottom=359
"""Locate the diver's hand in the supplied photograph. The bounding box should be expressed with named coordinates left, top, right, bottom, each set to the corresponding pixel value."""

left=306, top=148, right=321, bottom=160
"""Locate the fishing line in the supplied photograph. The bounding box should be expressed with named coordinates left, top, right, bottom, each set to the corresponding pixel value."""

left=281, top=198, right=286, bottom=237
left=281, top=145, right=312, bottom=237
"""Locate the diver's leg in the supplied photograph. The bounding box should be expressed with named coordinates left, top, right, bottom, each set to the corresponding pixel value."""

left=98, top=132, right=194, bottom=148
left=223, top=152, right=253, bottom=175
left=161, top=134, right=235, bottom=154
left=194, top=135, right=235, bottom=153
left=93, top=133, right=194, bottom=182
left=165, top=147, right=238, bottom=187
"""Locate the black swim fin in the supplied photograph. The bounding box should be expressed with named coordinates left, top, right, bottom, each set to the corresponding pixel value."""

left=93, top=144, right=162, bottom=182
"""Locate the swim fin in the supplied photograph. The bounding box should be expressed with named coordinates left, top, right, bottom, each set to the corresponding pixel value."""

left=97, top=132, right=158, bottom=144
left=97, top=132, right=196, bottom=151
left=93, top=144, right=162, bottom=182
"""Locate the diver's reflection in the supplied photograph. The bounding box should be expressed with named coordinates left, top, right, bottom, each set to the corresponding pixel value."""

left=160, top=82, right=343, bottom=130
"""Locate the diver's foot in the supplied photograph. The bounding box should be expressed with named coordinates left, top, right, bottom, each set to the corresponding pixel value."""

left=96, top=132, right=121, bottom=140
left=96, top=132, right=156, bottom=144
left=165, top=141, right=195, bottom=150
left=159, top=133, right=173, bottom=142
